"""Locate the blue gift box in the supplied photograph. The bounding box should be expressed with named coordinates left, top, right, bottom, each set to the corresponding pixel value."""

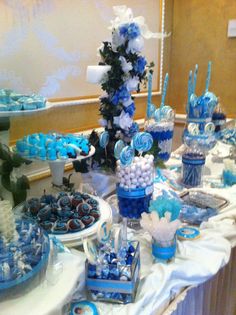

left=86, top=241, right=140, bottom=304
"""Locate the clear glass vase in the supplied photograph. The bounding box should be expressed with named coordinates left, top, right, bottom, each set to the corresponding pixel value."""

left=152, top=236, right=176, bottom=263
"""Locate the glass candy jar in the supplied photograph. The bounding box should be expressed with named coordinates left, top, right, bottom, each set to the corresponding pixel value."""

left=182, top=147, right=206, bottom=188
left=116, top=155, right=154, bottom=227
left=145, top=114, right=175, bottom=162
left=152, top=236, right=176, bottom=263
left=182, top=121, right=217, bottom=153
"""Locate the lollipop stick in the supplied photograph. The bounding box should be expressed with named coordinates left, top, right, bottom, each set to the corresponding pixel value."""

left=192, top=64, right=198, bottom=94
left=187, top=70, right=193, bottom=113
left=122, top=217, right=128, bottom=248
left=205, top=61, right=212, bottom=92
left=147, top=72, right=153, bottom=119
left=160, top=73, right=169, bottom=108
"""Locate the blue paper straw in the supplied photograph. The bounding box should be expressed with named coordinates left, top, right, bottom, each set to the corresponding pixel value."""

left=147, top=72, right=152, bottom=118
left=187, top=70, right=193, bottom=113
left=205, top=61, right=212, bottom=92
left=192, top=64, right=198, bottom=94
left=160, top=73, right=169, bottom=108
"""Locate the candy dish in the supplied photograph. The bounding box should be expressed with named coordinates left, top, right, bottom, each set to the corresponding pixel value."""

left=13, top=143, right=95, bottom=187
left=0, top=219, right=50, bottom=300
left=15, top=193, right=112, bottom=247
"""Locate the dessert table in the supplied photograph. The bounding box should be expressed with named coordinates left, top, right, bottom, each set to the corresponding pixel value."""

left=1, top=141, right=235, bottom=315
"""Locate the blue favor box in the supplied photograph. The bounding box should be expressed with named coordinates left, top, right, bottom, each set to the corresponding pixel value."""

left=86, top=241, right=140, bottom=304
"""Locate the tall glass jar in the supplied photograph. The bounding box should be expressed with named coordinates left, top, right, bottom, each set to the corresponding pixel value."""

left=116, top=155, right=154, bottom=229
left=182, top=147, right=206, bottom=188
left=145, top=115, right=175, bottom=162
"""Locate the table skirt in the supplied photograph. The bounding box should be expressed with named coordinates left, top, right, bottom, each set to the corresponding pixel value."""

left=163, top=245, right=236, bottom=315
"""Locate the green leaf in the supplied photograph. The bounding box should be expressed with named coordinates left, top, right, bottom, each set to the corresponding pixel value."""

left=11, top=153, right=31, bottom=167
left=0, top=143, right=11, bottom=161
left=13, top=189, right=27, bottom=206
left=1, top=175, right=11, bottom=191
left=0, top=161, right=13, bottom=175
left=15, top=176, right=30, bottom=190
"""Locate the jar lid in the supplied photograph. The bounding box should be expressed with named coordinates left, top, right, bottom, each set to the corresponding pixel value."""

left=176, top=227, right=200, bottom=240
left=70, top=300, right=99, bottom=315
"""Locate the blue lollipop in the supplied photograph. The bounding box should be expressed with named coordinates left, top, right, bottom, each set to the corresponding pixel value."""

left=114, top=140, right=125, bottom=159
left=154, top=108, right=161, bottom=122
left=99, top=131, right=109, bottom=149
left=119, top=146, right=134, bottom=166
left=131, top=132, right=153, bottom=153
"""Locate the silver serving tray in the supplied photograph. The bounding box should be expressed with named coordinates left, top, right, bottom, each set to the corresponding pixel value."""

left=179, top=190, right=229, bottom=211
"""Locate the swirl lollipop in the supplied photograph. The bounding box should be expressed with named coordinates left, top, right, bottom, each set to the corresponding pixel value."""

left=131, top=132, right=153, bottom=153
left=154, top=108, right=161, bottom=122
left=161, top=105, right=174, bottom=120
left=187, top=123, right=199, bottom=136
left=99, top=131, right=109, bottom=148
left=204, top=122, right=215, bottom=135
left=119, top=145, right=134, bottom=166
left=114, top=140, right=125, bottom=159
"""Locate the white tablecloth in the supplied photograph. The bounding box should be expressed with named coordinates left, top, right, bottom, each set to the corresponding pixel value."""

left=0, top=252, right=85, bottom=315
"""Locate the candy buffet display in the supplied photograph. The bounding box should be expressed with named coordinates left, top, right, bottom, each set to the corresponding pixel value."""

left=16, top=191, right=101, bottom=235
left=0, top=88, right=47, bottom=113
left=181, top=148, right=206, bottom=187
left=84, top=222, right=140, bottom=304
left=183, top=62, right=218, bottom=152
left=16, top=132, right=91, bottom=160
left=145, top=73, right=175, bottom=161
left=115, top=132, right=154, bottom=223
left=87, top=5, right=163, bottom=171
left=0, top=204, right=50, bottom=299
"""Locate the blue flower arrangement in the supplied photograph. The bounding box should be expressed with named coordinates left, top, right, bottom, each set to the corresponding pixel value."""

left=149, top=190, right=182, bottom=221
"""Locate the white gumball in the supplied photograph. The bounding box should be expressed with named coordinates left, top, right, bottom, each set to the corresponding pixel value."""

left=141, top=183, right=147, bottom=188
left=130, top=172, right=135, bottom=179
left=131, top=165, right=136, bottom=172
left=124, top=185, right=129, bottom=190
left=134, top=157, right=139, bottom=163
left=130, top=184, right=136, bottom=189
left=138, top=177, right=144, bottom=184
left=131, top=178, right=137, bottom=184
left=120, top=178, right=125, bottom=184
left=136, top=169, right=141, bottom=177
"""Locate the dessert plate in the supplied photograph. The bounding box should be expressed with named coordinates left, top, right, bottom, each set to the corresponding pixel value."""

left=0, top=101, right=53, bottom=117
left=14, top=194, right=112, bottom=247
